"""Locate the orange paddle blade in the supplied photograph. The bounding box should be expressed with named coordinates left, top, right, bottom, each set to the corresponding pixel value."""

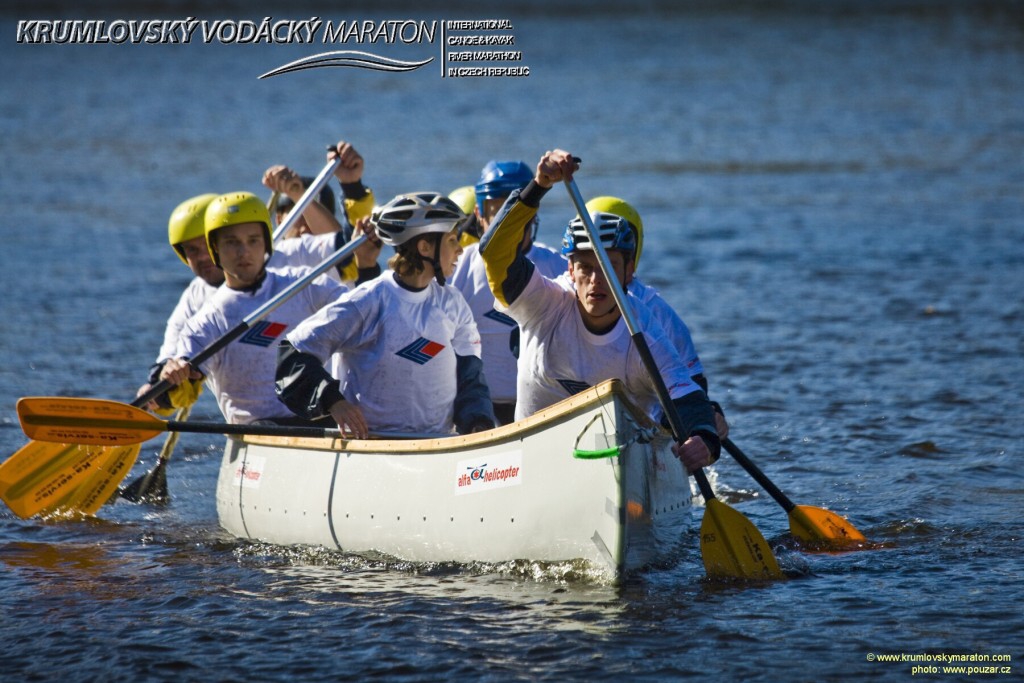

left=700, top=499, right=784, bottom=581
left=17, top=397, right=166, bottom=446
left=789, top=505, right=867, bottom=545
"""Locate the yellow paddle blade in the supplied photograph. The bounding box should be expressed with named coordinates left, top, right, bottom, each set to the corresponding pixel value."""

left=700, top=499, right=784, bottom=581
left=17, top=396, right=166, bottom=446
left=0, top=441, right=120, bottom=518
left=0, top=439, right=79, bottom=498
left=44, top=444, right=141, bottom=517
left=789, top=504, right=867, bottom=545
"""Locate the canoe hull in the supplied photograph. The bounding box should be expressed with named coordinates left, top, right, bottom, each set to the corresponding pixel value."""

left=216, top=380, right=692, bottom=581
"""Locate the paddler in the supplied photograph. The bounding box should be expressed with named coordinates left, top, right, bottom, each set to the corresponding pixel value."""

left=136, top=193, right=223, bottom=413
left=478, top=149, right=720, bottom=473
left=448, top=159, right=567, bottom=425
left=553, top=195, right=730, bottom=442
left=276, top=192, right=496, bottom=439
left=266, top=140, right=382, bottom=286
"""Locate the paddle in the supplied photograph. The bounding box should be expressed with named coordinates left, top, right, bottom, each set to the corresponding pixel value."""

left=0, top=231, right=367, bottom=519
left=722, top=438, right=867, bottom=546
left=47, top=442, right=141, bottom=515
left=120, top=156, right=344, bottom=504
left=18, top=397, right=345, bottom=445
left=118, top=405, right=190, bottom=504
left=564, top=173, right=783, bottom=581
left=267, top=190, right=281, bottom=228
left=17, top=397, right=451, bottom=445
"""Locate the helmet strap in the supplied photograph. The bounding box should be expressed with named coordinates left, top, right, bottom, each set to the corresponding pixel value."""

left=430, top=235, right=446, bottom=287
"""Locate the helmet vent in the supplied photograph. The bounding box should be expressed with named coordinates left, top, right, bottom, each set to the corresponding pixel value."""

left=373, top=192, right=468, bottom=246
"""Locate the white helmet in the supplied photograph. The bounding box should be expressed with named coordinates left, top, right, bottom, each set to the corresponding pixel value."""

left=372, top=192, right=465, bottom=247
left=562, top=211, right=638, bottom=261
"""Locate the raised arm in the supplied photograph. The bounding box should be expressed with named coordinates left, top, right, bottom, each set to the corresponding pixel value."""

left=478, top=149, right=578, bottom=307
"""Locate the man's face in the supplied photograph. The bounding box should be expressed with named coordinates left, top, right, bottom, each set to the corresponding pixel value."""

left=212, top=222, right=267, bottom=287
left=478, top=197, right=507, bottom=233
left=179, top=235, right=224, bottom=287
left=568, top=249, right=633, bottom=325
left=479, top=194, right=536, bottom=252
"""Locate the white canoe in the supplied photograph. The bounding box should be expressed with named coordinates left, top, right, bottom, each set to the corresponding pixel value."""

left=215, top=379, right=693, bottom=581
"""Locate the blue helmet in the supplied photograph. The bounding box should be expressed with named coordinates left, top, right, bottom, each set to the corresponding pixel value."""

left=474, top=160, right=533, bottom=215
left=561, top=211, right=637, bottom=260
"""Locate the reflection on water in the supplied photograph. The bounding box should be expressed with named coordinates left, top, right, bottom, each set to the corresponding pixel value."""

left=1, top=540, right=117, bottom=573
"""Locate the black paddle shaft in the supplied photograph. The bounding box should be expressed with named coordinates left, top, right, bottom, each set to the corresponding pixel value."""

left=632, top=331, right=718, bottom=502
left=723, top=438, right=797, bottom=513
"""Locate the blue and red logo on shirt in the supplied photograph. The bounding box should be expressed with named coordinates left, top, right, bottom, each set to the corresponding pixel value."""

left=240, top=321, right=288, bottom=347
left=396, top=337, right=446, bottom=365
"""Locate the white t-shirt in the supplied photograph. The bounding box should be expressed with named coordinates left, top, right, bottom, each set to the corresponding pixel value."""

left=505, top=268, right=702, bottom=421
left=176, top=267, right=347, bottom=424
left=157, top=276, right=218, bottom=363
left=269, top=232, right=343, bottom=280
left=450, top=241, right=567, bottom=403
left=556, top=273, right=705, bottom=378
left=286, top=273, right=482, bottom=435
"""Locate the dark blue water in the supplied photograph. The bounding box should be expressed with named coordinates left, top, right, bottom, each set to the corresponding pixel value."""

left=2, top=5, right=1022, bottom=681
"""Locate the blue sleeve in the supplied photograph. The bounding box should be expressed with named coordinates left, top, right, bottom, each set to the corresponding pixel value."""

left=454, top=354, right=496, bottom=434
left=670, top=392, right=721, bottom=461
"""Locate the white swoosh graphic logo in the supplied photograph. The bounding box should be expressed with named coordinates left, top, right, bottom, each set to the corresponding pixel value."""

left=259, top=50, right=433, bottom=78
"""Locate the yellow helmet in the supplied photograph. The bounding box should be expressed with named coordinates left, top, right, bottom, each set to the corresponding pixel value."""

left=584, top=196, right=644, bottom=269
left=448, top=185, right=477, bottom=215
left=168, top=194, right=218, bottom=265
left=449, top=185, right=483, bottom=244
left=204, top=191, right=273, bottom=267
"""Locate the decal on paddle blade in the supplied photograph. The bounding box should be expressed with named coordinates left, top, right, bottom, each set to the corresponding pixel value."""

left=557, top=379, right=592, bottom=396
left=240, top=321, right=288, bottom=347
left=396, top=338, right=446, bottom=365
left=483, top=308, right=516, bottom=327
